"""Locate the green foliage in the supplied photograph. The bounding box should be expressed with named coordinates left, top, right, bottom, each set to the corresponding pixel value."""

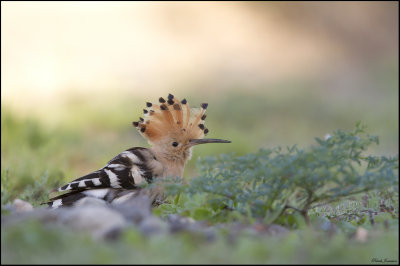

left=1, top=109, right=66, bottom=206
left=156, top=123, right=398, bottom=225
left=1, top=168, right=12, bottom=207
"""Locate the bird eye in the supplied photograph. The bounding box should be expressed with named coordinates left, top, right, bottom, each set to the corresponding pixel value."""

left=172, top=142, right=179, bottom=147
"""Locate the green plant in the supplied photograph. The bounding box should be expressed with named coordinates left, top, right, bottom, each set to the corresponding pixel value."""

left=154, top=123, right=398, bottom=226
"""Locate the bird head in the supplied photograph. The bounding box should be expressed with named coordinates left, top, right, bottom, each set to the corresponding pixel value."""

left=133, top=94, right=231, bottom=163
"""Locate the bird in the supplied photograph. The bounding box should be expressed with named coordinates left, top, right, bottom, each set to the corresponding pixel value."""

left=44, top=94, right=231, bottom=208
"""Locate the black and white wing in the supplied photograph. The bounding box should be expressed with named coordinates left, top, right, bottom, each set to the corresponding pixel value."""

left=45, top=147, right=162, bottom=208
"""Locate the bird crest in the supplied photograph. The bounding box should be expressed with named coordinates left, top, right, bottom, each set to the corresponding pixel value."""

left=133, top=94, right=209, bottom=146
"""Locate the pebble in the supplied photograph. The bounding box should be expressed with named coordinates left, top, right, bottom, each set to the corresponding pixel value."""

left=12, top=199, right=34, bottom=212
left=111, top=194, right=152, bottom=224
left=354, top=227, right=368, bottom=242
left=138, top=216, right=167, bottom=236
left=56, top=205, right=127, bottom=239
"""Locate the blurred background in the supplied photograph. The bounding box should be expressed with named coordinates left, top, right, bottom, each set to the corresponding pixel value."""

left=1, top=1, right=398, bottom=188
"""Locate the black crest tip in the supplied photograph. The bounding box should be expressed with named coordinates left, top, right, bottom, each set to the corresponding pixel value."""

left=143, top=109, right=148, bottom=114
left=201, top=114, right=207, bottom=120
left=132, top=121, right=139, bottom=127
left=167, top=99, right=174, bottom=105
left=159, top=97, right=166, bottom=103
left=201, top=103, right=208, bottom=109
left=168, top=93, right=174, bottom=100
left=198, top=124, right=205, bottom=130
left=140, top=126, right=146, bottom=133
left=204, top=128, right=209, bottom=134
left=160, top=104, right=167, bottom=110
left=146, top=102, right=152, bottom=107
left=181, top=98, right=187, bottom=104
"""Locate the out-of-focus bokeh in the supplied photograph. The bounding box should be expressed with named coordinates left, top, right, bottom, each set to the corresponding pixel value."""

left=2, top=1, right=398, bottom=179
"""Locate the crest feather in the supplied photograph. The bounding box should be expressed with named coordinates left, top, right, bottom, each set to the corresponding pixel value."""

left=133, top=95, right=207, bottom=144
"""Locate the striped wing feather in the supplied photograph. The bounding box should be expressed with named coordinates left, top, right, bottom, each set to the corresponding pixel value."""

left=45, top=147, right=157, bottom=208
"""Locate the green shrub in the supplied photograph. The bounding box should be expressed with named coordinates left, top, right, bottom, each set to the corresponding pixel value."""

left=154, top=123, right=398, bottom=225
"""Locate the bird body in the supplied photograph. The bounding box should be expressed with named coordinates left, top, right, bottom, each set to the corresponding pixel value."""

left=45, top=94, right=230, bottom=208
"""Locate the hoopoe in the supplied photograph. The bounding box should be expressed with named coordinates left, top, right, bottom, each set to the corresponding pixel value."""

left=45, top=94, right=231, bottom=208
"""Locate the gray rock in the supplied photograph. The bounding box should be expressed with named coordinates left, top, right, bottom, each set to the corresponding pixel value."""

left=166, top=214, right=196, bottom=232
left=2, top=207, right=52, bottom=225
left=111, top=194, right=152, bottom=224
left=12, top=199, right=34, bottom=212
left=56, top=205, right=127, bottom=239
left=138, top=216, right=167, bottom=236
left=2, top=203, right=127, bottom=240
left=166, top=214, right=216, bottom=241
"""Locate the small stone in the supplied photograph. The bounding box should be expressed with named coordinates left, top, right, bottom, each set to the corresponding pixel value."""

left=111, top=194, right=152, bottom=224
left=13, top=199, right=33, bottom=212
left=57, top=206, right=127, bottom=239
left=138, top=216, right=167, bottom=236
left=167, top=214, right=187, bottom=232
left=354, top=227, right=368, bottom=242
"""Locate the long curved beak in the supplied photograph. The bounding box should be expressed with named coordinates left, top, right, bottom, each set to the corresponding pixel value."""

left=189, top=138, right=231, bottom=145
